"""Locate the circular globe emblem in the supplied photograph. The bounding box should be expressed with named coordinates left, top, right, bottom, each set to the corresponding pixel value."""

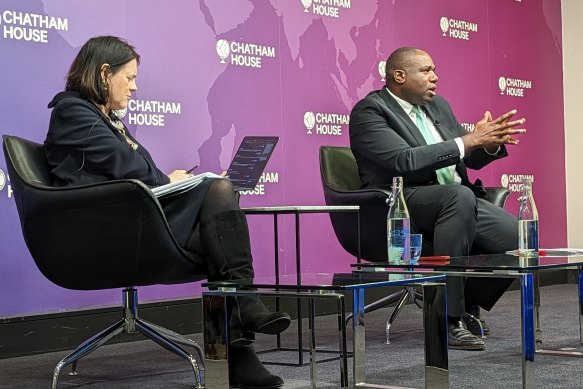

left=378, top=60, right=386, bottom=81
left=304, top=111, right=316, bottom=134
left=216, top=39, right=230, bottom=63
left=301, top=0, right=312, bottom=11
left=440, top=17, right=449, bottom=35
left=498, top=76, right=507, bottom=94
left=0, top=168, right=6, bottom=191
left=501, top=174, right=509, bottom=188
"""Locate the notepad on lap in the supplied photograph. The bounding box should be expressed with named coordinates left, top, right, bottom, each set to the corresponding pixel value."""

left=151, top=172, right=225, bottom=198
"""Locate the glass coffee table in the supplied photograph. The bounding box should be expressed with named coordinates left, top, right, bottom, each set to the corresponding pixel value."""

left=353, top=250, right=583, bottom=389
left=202, top=272, right=447, bottom=389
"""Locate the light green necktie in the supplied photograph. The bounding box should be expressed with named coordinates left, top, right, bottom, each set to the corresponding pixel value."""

left=412, top=105, right=455, bottom=185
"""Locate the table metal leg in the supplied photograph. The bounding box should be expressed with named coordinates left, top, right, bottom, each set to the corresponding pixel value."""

left=422, top=283, right=448, bottom=389
left=308, top=298, right=317, bottom=389
left=352, top=288, right=366, bottom=387
left=337, top=295, right=348, bottom=388
left=529, top=268, right=583, bottom=360
left=273, top=214, right=282, bottom=349
left=203, top=295, right=230, bottom=389
left=579, top=266, right=583, bottom=345
left=295, top=212, right=305, bottom=366
left=533, top=271, right=542, bottom=349
left=521, top=273, right=535, bottom=389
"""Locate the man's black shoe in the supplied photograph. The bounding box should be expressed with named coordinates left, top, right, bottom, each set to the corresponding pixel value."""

left=464, top=305, right=491, bottom=337
left=448, top=320, right=485, bottom=350
left=463, top=315, right=491, bottom=337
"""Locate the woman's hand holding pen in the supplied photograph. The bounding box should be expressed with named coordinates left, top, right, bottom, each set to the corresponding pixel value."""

left=168, top=169, right=192, bottom=182
left=168, top=164, right=198, bottom=182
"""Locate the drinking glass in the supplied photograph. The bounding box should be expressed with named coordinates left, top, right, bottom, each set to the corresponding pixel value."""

left=410, top=234, right=422, bottom=262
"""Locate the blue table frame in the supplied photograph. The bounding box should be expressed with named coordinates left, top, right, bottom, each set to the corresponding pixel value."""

left=354, top=251, right=583, bottom=389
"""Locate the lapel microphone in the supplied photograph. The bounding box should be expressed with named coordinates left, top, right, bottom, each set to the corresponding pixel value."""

left=422, top=105, right=440, bottom=127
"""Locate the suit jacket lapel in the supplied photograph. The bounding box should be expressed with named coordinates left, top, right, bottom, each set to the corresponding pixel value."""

left=378, top=88, right=426, bottom=146
left=423, top=104, right=453, bottom=141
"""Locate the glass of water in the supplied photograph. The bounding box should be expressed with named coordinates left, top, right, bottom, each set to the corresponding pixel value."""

left=410, top=234, right=423, bottom=262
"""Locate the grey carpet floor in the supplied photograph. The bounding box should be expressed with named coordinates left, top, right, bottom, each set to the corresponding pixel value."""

left=1, top=284, right=583, bottom=388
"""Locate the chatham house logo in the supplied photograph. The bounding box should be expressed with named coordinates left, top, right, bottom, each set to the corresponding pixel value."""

left=498, top=76, right=532, bottom=97
left=216, top=39, right=230, bottom=63
left=304, top=111, right=316, bottom=134
left=439, top=16, right=477, bottom=40
left=378, top=60, right=386, bottom=82
left=0, top=168, right=5, bottom=191
left=215, top=39, right=275, bottom=68
left=300, top=0, right=351, bottom=18
left=126, top=99, right=181, bottom=127
left=498, top=77, right=507, bottom=95
left=0, top=167, right=11, bottom=198
left=501, top=173, right=534, bottom=192
left=303, top=111, right=348, bottom=136
left=439, top=17, right=450, bottom=36
left=0, top=9, right=68, bottom=44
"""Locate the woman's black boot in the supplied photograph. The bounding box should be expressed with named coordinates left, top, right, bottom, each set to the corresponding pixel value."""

left=201, top=210, right=291, bottom=337
left=229, top=344, right=284, bottom=388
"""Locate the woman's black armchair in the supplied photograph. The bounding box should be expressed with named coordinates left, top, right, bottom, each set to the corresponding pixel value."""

left=3, top=135, right=206, bottom=388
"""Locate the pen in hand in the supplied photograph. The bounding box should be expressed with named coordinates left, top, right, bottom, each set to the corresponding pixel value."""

left=186, top=165, right=198, bottom=174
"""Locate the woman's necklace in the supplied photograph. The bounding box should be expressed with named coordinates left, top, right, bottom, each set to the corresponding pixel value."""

left=109, top=116, right=138, bottom=151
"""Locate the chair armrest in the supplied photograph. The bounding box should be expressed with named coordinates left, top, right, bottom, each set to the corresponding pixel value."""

left=22, top=179, right=156, bottom=215
left=324, top=187, right=391, bottom=207
left=483, top=186, right=511, bottom=208
left=18, top=179, right=201, bottom=290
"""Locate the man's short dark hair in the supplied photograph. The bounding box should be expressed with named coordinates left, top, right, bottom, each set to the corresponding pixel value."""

left=65, top=36, right=140, bottom=105
left=385, top=47, right=423, bottom=79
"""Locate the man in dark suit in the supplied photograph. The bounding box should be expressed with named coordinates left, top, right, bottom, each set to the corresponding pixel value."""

left=349, top=47, right=526, bottom=350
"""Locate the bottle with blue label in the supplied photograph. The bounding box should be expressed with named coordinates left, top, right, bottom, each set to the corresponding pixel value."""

left=518, top=176, right=539, bottom=256
left=387, top=176, right=411, bottom=264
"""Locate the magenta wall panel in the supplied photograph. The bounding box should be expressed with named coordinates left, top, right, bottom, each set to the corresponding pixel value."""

left=0, top=0, right=565, bottom=316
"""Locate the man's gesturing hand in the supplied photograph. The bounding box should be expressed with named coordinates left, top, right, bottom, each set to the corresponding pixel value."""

left=462, top=109, right=526, bottom=154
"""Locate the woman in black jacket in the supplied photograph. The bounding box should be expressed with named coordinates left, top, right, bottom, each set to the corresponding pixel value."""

left=45, top=35, right=288, bottom=388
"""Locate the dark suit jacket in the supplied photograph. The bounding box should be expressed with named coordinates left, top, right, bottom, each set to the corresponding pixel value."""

left=349, top=87, right=506, bottom=197
left=43, top=91, right=215, bottom=247
left=45, top=91, right=170, bottom=187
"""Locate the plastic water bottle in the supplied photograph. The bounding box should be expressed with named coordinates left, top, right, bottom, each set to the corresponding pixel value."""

left=387, top=176, right=411, bottom=264
left=518, top=176, right=539, bottom=255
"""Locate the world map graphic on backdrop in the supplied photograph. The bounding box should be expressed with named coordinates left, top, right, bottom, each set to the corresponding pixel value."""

left=0, top=0, right=389, bottom=315
left=197, top=0, right=385, bottom=173
left=0, top=0, right=566, bottom=317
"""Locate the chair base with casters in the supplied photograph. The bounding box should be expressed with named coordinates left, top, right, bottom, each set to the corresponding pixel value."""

left=52, top=287, right=204, bottom=389
left=345, top=285, right=423, bottom=344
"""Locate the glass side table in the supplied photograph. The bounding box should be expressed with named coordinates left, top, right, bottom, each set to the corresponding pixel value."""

left=202, top=272, right=447, bottom=389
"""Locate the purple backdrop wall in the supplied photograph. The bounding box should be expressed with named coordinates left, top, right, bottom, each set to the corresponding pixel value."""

left=0, top=0, right=565, bottom=317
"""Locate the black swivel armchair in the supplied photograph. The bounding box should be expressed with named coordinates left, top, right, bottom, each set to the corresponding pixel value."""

left=319, top=145, right=510, bottom=343
left=3, top=135, right=206, bottom=388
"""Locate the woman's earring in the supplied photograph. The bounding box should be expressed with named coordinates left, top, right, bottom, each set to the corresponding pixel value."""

left=102, top=79, right=108, bottom=92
